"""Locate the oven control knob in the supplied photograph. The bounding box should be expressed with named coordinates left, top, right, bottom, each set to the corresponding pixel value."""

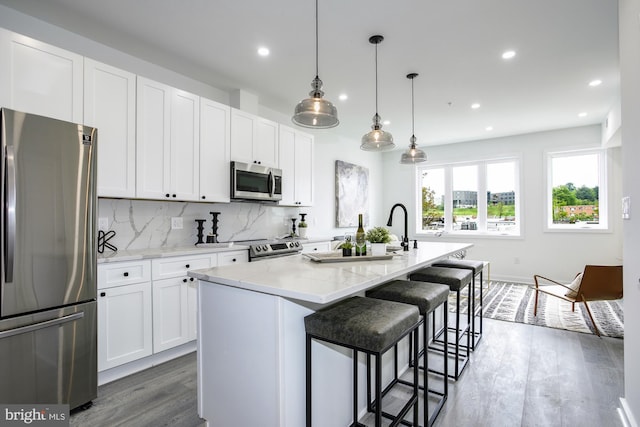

left=263, top=245, right=268, bottom=251
left=255, top=246, right=261, bottom=252
left=295, top=241, right=300, bottom=247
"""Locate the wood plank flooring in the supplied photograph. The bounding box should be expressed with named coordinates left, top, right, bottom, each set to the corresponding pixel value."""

left=70, top=318, right=623, bottom=427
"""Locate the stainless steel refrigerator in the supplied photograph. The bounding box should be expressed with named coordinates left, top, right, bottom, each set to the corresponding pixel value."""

left=0, top=108, right=97, bottom=410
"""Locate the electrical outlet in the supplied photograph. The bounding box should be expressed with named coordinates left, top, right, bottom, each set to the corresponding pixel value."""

left=98, top=217, right=108, bottom=231
left=171, top=217, right=183, bottom=230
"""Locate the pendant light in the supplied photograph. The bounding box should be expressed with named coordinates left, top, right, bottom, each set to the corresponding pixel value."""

left=400, top=73, right=427, bottom=164
left=361, top=35, right=395, bottom=151
left=292, top=0, right=339, bottom=129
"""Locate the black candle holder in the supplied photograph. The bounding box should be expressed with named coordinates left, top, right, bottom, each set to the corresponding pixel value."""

left=195, top=219, right=206, bottom=245
left=290, top=218, right=297, bottom=237
left=209, top=212, right=220, bottom=243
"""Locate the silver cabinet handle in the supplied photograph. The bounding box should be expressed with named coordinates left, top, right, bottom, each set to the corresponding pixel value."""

left=4, top=146, right=16, bottom=283
left=0, top=312, right=84, bottom=340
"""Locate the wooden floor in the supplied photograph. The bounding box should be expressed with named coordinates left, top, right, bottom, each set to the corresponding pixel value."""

left=71, top=318, right=624, bottom=427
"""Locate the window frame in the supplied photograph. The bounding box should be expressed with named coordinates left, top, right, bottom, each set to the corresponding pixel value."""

left=544, top=148, right=609, bottom=233
left=415, top=156, right=522, bottom=238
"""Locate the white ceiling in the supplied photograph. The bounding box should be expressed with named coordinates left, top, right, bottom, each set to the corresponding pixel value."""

left=1, top=0, right=619, bottom=148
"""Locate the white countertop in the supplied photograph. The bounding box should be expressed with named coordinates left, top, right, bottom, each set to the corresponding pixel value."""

left=97, top=244, right=250, bottom=263
left=96, top=237, right=335, bottom=263
left=189, top=241, right=472, bottom=304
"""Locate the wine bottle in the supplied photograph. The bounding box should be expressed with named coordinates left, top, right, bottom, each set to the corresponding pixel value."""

left=355, top=213, right=366, bottom=256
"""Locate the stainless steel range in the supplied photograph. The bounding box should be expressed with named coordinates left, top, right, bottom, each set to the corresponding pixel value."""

left=239, top=239, right=304, bottom=261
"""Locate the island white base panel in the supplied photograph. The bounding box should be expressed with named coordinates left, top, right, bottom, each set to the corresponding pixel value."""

left=197, top=281, right=414, bottom=427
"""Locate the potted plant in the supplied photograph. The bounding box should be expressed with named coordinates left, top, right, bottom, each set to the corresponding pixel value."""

left=365, top=227, right=391, bottom=256
left=298, top=219, right=307, bottom=238
left=338, top=240, right=353, bottom=257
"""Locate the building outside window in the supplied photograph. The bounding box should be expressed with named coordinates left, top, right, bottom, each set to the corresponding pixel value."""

left=546, top=149, right=607, bottom=231
left=417, top=158, right=520, bottom=236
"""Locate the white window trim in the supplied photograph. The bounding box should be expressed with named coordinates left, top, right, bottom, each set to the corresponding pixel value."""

left=543, top=147, right=609, bottom=233
left=415, top=156, right=522, bottom=238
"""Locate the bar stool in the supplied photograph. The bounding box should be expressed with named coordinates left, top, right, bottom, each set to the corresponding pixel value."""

left=432, top=259, right=485, bottom=350
left=409, top=266, right=472, bottom=380
left=366, top=280, right=450, bottom=427
left=305, top=296, right=422, bottom=427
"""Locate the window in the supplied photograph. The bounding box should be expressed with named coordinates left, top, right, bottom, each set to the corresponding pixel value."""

left=546, top=149, right=607, bottom=231
left=417, top=158, right=520, bottom=236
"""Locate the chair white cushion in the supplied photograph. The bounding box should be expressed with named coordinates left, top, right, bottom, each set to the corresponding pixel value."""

left=564, top=273, right=583, bottom=298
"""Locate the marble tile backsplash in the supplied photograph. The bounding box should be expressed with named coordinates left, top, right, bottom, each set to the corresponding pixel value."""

left=98, top=198, right=304, bottom=251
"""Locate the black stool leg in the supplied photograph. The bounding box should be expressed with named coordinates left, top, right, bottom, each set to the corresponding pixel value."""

left=353, top=349, right=358, bottom=426
left=306, top=334, right=312, bottom=427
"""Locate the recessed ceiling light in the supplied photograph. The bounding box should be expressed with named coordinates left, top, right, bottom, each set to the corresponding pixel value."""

left=257, top=47, right=270, bottom=57
left=486, top=126, right=494, bottom=131
left=502, top=50, right=516, bottom=60
left=339, top=94, right=348, bottom=101
left=471, top=103, right=481, bottom=109
left=588, top=79, right=602, bottom=87
left=578, top=112, right=588, bottom=117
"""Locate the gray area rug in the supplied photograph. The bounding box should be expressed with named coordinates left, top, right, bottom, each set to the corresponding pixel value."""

left=473, top=281, right=624, bottom=338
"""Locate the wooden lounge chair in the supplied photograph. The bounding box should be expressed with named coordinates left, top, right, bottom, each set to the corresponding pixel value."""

left=533, top=265, right=623, bottom=336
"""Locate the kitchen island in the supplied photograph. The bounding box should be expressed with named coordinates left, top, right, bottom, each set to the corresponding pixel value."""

left=189, top=241, right=472, bottom=427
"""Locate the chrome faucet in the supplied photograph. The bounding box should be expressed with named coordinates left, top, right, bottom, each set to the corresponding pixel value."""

left=387, top=203, right=409, bottom=251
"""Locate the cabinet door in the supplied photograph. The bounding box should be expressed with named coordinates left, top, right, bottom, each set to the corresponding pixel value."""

left=153, top=277, right=190, bottom=353
left=294, top=131, right=314, bottom=206
left=187, top=279, right=198, bottom=341
left=230, top=108, right=255, bottom=165
left=170, top=89, right=200, bottom=201
left=98, top=282, right=153, bottom=371
left=136, top=77, right=171, bottom=199
left=278, top=125, right=296, bottom=205
left=200, top=98, right=231, bottom=202
left=254, top=117, right=279, bottom=168
left=84, top=58, right=136, bottom=198
left=0, top=28, right=82, bottom=123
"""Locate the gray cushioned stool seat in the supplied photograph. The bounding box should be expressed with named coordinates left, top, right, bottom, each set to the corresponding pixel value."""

left=432, top=259, right=484, bottom=275
left=410, top=266, right=472, bottom=291
left=305, top=296, right=420, bottom=352
left=366, top=280, right=449, bottom=315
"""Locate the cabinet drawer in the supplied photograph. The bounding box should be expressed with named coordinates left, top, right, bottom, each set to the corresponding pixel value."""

left=218, top=250, right=248, bottom=266
left=98, top=260, right=151, bottom=289
left=301, top=242, right=331, bottom=254
left=152, top=254, right=217, bottom=279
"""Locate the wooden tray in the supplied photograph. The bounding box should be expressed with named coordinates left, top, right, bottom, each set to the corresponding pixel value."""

left=303, top=251, right=394, bottom=263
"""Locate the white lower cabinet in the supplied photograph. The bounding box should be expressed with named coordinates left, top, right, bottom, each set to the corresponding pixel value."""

left=152, top=276, right=192, bottom=352
left=98, top=249, right=248, bottom=375
left=97, top=260, right=153, bottom=372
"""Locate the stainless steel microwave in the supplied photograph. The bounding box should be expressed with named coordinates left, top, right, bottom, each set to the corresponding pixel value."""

left=230, top=161, right=283, bottom=202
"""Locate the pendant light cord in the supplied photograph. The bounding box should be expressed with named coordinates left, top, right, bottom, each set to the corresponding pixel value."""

left=375, top=42, right=379, bottom=115
left=411, top=76, right=415, bottom=138
left=315, top=0, right=319, bottom=79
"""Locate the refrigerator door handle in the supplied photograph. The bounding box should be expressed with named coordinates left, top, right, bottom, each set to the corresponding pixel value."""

left=0, top=311, right=84, bottom=340
left=5, top=145, right=16, bottom=283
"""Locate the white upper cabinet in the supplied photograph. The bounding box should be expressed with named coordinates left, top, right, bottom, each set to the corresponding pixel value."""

left=278, top=125, right=314, bottom=206
left=230, top=108, right=279, bottom=168
left=200, top=97, right=231, bottom=202
left=0, top=28, right=83, bottom=123
left=136, top=76, right=200, bottom=201
left=84, top=59, right=136, bottom=198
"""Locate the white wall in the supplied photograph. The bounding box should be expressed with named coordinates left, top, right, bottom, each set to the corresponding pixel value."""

left=620, top=0, right=640, bottom=424
left=382, top=125, right=623, bottom=283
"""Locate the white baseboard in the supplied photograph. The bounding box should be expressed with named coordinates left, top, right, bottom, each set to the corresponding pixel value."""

left=487, top=274, right=533, bottom=285
left=98, top=341, right=197, bottom=386
left=619, top=398, right=638, bottom=427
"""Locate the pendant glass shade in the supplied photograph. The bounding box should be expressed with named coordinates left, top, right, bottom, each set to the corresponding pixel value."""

left=291, top=0, right=338, bottom=129
left=400, top=136, right=428, bottom=163
left=361, top=35, right=394, bottom=151
left=361, top=113, right=395, bottom=151
left=400, top=72, right=427, bottom=163
left=292, top=76, right=339, bottom=128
